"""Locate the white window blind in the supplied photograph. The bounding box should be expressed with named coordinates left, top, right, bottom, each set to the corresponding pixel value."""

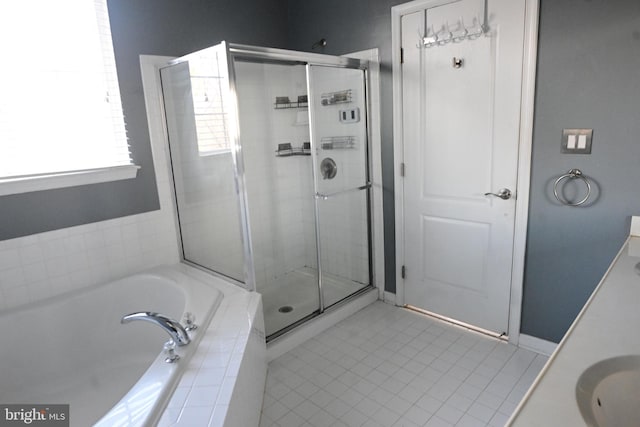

left=0, top=0, right=133, bottom=180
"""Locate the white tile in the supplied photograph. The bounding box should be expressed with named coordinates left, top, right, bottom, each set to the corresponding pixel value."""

left=292, top=400, right=322, bottom=420
left=372, top=406, right=401, bottom=426
left=263, top=400, right=289, bottom=422
left=456, top=413, right=486, bottom=427
left=278, top=410, right=306, bottom=427
left=324, top=398, right=351, bottom=418
left=425, top=416, right=454, bottom=427
left=340, top=389, right=366, bottom=408
left=281, top=390, right=306, bottom=410
left=434, top=404, right=464, bottom=424
left=307, top=409, right=337, bottom=427
left=488, top=411, right=509, bottom=427
left=268, top=382, right=292, bottom=400
left=261, top=303, right=546, bottom=427
left=296, top=381, right=320, bottom=399
left=192, top=368, right=226, bottom=386
left=208, top=404, right=228, bottom=427
left=392, top=417, right=421, bottom=427
left=185, top=386, right=220, bottom=407
left=446, top=393, right=474, bottom=413
left=384, top=395, right=413, bottom=414
left=466, top=402, right=496, bottom=423
left=341, top=408, right=368, bottom=427
left=354, top=397, right=379, bottom=415
left=176, top=406, right=213, bottom=426
left=308, top=389, right=334, bottom=408
left=323, top=374, right=349, bottom=395
left=167, top=387, right=191, bottom=408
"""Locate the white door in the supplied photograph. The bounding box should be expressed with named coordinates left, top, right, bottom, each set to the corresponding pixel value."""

left=401, top=0, right=526, bottom=334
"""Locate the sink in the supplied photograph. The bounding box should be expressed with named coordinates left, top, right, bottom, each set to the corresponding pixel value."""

left=576, top=355, right=640, bottom=427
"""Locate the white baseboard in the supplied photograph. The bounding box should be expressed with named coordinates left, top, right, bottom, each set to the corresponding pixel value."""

left=266, top=289, right=378, bottom=361
left=383, top=291, right=396, bottom=305
left=518, top=333, right=558, bottom=356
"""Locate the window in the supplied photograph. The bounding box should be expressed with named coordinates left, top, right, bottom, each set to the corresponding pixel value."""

left=0, top=0, right=138, bottom=195
left=188, top=53, right=231, bottom=156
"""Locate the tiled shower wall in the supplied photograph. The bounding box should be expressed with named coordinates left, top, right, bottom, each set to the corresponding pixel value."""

left=236, top=62, right=317, bottom=288
left=0, top=93, right=180, bottom=313
left=236, top=62, right=370, bottom=290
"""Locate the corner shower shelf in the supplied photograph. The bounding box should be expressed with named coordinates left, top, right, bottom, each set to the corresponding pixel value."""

left=274, top=102, right=308, bottom=110
left=274, top=95, right=308, bottom=109
left=321, top=89, right=352, bottom=106
left=275, top=142, right=311, bottom=157
left=321, top=136, right=356, bottom=150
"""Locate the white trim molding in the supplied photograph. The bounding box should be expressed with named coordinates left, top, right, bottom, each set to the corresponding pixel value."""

left=391, top=0, right=540, bottom=342
left=383, top=291, right=396, bottom=305
left=507, top=0, right=540, bottom=346
left=345, top=48, right=386, bottom=298
left=518, top=334, right=558, bottom=357
left=0, top=165, right=139, bottom=196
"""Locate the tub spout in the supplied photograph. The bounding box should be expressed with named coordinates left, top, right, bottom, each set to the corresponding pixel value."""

left=121, top=312, right=191, bottom=346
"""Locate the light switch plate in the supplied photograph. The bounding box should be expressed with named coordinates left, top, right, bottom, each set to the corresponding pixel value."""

left=561, top=129, right=593, bottom=154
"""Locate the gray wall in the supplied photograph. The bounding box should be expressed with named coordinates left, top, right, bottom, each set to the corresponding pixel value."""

left=288, top=0, right=640, bottom=342
left=0, top=0, right=288, bottom=241
left=287, top=0, right=407, bottom=291
left=522, top=0, right=640, bottom=342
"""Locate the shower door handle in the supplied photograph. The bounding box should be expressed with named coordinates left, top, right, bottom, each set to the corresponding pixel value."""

left=484, top=188, right=512, bottom=200
left=315, top=182, right=371, bottom=200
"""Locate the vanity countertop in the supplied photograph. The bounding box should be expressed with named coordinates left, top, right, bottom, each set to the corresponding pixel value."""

left=508, top=234, right=640, bottom=426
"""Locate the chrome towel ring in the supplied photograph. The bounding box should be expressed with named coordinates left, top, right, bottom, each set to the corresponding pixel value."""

left=553, top=168, right=592, bottom=206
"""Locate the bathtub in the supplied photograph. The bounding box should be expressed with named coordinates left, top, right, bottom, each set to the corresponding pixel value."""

left=0, top=264, right=266, bottom=427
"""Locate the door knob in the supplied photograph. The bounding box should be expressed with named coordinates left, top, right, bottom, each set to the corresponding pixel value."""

left=484, top=188, right=512, bottom=200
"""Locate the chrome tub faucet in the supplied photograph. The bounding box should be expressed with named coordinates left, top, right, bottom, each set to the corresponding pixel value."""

left=121, top=311, right=191, bottom=346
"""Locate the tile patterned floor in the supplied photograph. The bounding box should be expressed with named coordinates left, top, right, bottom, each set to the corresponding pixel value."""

left=260, top=302, right=547, bottom=427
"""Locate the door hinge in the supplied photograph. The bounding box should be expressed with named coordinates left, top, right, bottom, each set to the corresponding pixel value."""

left=400, top=47, right=404, bottom=64
left=401, top=265, right=406, bottom=279
left=400, top=162, right=405, bottom=177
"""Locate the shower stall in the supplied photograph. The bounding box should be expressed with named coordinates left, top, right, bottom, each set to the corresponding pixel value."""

left=158, top=42, right=377, bottom=340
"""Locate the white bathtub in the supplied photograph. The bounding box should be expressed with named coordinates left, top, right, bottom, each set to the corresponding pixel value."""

left=0, top=264, right=266, bottom=427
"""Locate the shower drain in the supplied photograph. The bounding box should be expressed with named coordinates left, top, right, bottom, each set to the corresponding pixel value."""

left=278, top=306, right=294, bottom=313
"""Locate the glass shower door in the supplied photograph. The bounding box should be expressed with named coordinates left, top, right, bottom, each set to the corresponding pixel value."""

left=232, top=58, right=320, bottom=338
left=160, top=42, right=248, bottom=283
left=307, top=65, right=372, bottom=308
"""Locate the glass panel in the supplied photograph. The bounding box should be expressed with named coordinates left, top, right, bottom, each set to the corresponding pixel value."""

left=317, top=189, right=370, bottom=307
left=308, top=65, right=371, bottom=308
left=234, top=59, right=320, bottom=337
left=160, top=45, right=244, bottom=281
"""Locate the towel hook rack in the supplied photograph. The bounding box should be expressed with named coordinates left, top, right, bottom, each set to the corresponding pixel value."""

left=553, top=168, right=592, bottom=206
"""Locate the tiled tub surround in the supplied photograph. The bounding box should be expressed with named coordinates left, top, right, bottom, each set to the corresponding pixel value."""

left=262, top=302, right=548, bottom=427
left=157, top=265, right=267, bottom=427
left=0, top=210, right=179, bottom=312
left=508, top=219, right=640, bottom=426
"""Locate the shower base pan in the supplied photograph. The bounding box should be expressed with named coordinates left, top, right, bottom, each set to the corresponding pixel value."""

left=260, top=267, right=367, bottom=338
